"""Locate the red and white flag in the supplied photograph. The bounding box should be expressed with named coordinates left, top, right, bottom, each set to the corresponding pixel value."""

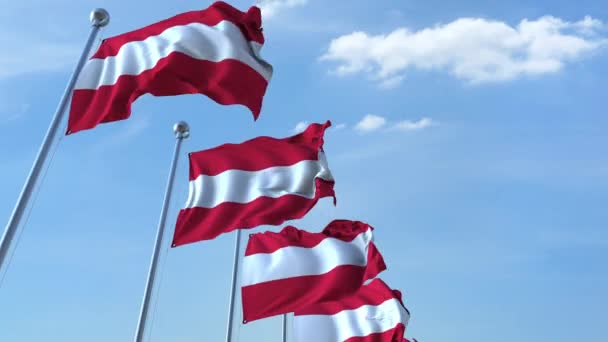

left=172, top=121, right=335, bottom=247
left=241, top=220, right=387, bottom=323
left=67, top=1, right=272, bottom=134
left=293, top=279, right=410, bottom=342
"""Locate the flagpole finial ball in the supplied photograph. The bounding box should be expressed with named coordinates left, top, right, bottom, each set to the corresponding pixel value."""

left=90, top=8, right=110, bottom=27
left=174, top=121, right=190, bottom=139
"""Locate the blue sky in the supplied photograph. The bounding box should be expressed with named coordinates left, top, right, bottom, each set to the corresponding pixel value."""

left=0, top=0, right=607, bottom=341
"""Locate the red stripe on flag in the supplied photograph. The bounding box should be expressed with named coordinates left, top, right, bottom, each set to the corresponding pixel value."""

left=294, top=279, right=405, bottom=316
left=172, top=179, right=335, bottom=247
left=242, top=265, right=371, bottom=323
left=245, top=220, right=374, bottom=256
left=67, top=53, right=268, bottom=135
left=92, top=1, right=264, bottom=59
left=188, top=121, right=331, bottom=178
left=364, top=243, right=388, bottom=283
left=344, top=325, right=406, bottom=342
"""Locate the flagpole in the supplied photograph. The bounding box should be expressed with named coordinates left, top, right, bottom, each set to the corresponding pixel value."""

left=225, top=229, right=242, bottom=342
left=134, top=121, right=190, bottom=342
left=0, top=8, right=110, bottom=276
left=282, top=314, right=288, bottom=342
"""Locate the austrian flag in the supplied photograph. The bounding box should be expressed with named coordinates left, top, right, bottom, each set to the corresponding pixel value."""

left=67, top=1, right=272, bottom=134
left=294, top=279, right=410, bottom=342
left=241, top=220, right=387, bottom=323
left=172, top=121, right=335, bottom=247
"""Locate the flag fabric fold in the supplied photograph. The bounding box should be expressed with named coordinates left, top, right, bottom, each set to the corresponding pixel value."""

left=67, top=1, right=273, bottom=134
left=241, top=220, right=387, bottom=323
left=293, top=279, right=410, bottom=342
left=172, top=121, right=335, bottom=247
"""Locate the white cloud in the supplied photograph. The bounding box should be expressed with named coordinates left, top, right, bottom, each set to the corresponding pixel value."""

left=354, top=115, right=436, bottom=134
left=320, top=15, right=606, bottom=85
left=294, top=121, right=347, bottom=133
left=575, top=15, right=604, bottom=35
left=0, top=102, right=29, bottom=125
left=256, top=0, right=308, bottom=19
left=0, top=35, right=80, bottom=79
left=292, top=120, right=309, bottom=133
left=355, top=114, right=387, bottom=132
left=0, top=1, right=83, bottom=81
left=393, top=117, right=436, bottom=131
left=90, top=117, right=150, bottom=153
left=295, top=116, right=433, bottom=135
left=333, top=123, right=347, bottom=130
left=379, top=75, right=406, bottom=89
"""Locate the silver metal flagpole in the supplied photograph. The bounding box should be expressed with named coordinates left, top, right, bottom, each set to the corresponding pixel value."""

left=225, top=229, right=242, bottom=342
left=134, top=121, right=190, bottom=342
left=282, top=314, right=288, bottom=342
left=0, top=8, right=110, bottom=275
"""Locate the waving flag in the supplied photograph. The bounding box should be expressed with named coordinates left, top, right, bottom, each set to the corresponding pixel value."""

left=241, top=220, right=386, bottom=323
left=172, top=121, right=335, bottom=247
left=293, top=279, right=410, bottom=342
left=67, top=1, right=273, bottom=134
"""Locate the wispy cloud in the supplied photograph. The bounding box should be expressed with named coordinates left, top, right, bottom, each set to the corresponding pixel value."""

left=0, top=33, right=80, bottom=80
left=291, top=120, right=309, bottom=133
left=355, top=115, right=436, bottom=133
left=256, top=0, right=308, bottom=19
left=89, top=117, right=150, bottom=153
left=379, top=75, right=406, bottom=89
left=392, top=117, right=436, bottom=131
left=292, top=121, right=346, bottom=134
left=355, top=114, right=387, bottom=133
left=0, top=103, right=29, bottom=125
left=333, top=123, right=347, bottom=131
left=538, top=229, right=608, bottom=249
left=0, top=0, right=107, bottom=81
left=321, top=15, right=607, bottom=86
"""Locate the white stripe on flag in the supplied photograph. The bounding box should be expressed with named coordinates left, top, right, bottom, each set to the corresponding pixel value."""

left=76, top=20, right=271, bottom=90
left=294, top=298, right=410, bottom=342
left=241, top=228, right=372, bottom=286
left=184, top=153, right=332, bottom=209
